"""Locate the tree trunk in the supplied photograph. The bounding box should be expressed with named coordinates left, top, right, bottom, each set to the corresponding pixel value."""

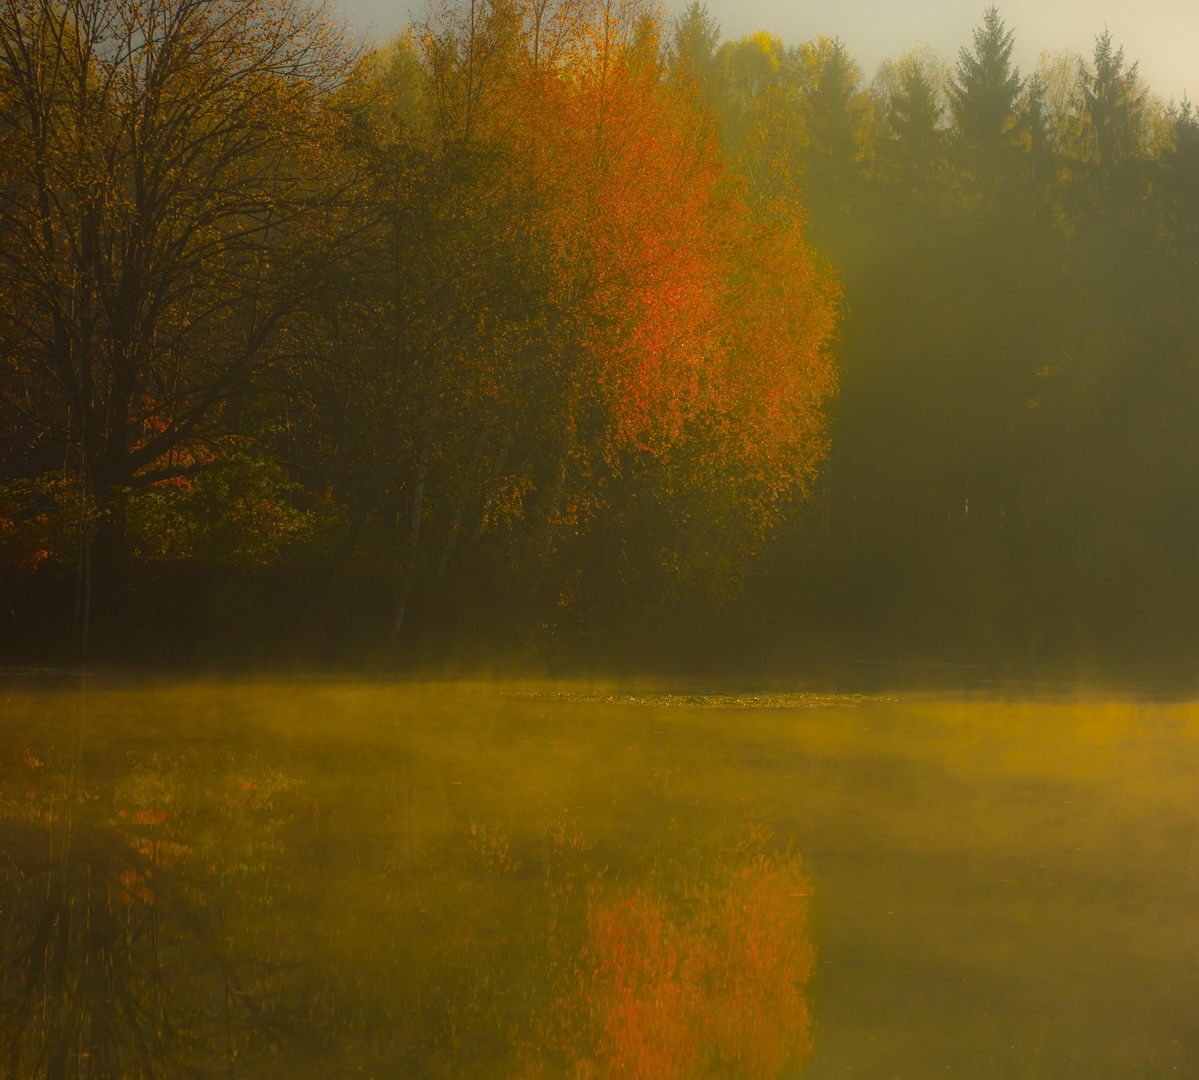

left=528, top=457, right=567, bottom=602
left=467, top=421, right=513, bottom=554
left=390, top=435, right=433, bottom=644
left=0, top=567, right=18, bottom=629
left=437, top=427, right=489, bottom=578
left=301, top=499, right=367, bottom=633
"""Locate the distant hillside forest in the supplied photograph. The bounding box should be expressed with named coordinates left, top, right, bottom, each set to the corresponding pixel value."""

left=1, top=0, right=1196, bottom=678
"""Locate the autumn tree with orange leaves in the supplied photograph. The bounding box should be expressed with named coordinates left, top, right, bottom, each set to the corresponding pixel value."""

left=281, top=0, right=839, bottom=654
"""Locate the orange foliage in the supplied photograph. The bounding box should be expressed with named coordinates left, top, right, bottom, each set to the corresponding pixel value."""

left=430, top=0, right=839, bottom=534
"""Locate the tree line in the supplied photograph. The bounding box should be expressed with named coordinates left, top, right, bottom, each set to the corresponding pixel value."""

left=675, top=4, right=1199, bottom=681
left=2, top=0, right=1197, bottom=678
left=0, top=0, right=838, bottom=667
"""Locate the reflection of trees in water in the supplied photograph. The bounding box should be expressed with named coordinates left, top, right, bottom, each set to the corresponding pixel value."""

left=539, top=826, right=815, bottom=1080
left=0, top=732, right=816, bottom=1078
left=0, top=731, right=306, bottom=1078
left=2, top=758, right=211, bottom=1076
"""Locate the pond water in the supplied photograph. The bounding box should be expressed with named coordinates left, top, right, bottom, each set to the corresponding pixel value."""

left=1, top=680, right=1195, bottom=1078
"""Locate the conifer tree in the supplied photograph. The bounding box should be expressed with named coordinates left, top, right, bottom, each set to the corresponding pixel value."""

left=671, top=1, right=720, bottom=78
left=801, top=36, right=867, bottom=205
left=1078, top=29, right=1145, bottom=169
left=887, top=54, right=944, bottom=184
left=950, top=6, right=1022, bottom=157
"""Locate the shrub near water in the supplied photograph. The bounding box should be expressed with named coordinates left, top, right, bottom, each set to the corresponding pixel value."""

left=544, top=831, right=815, bottom=1080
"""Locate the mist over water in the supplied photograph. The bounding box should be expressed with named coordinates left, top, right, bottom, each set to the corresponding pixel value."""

left=2, top=679, right=1196, bottom=1077
left=3, top=0, right=1198, bottom=1072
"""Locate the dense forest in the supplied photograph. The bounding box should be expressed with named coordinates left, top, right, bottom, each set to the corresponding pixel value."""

left=1, top=0, right=1197, bottom=680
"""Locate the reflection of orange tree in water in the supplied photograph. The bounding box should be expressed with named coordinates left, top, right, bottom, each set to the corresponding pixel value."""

left=0, top=740, right=814, bottom=1077
left=531, top=825, right=815, bottom=1080
left=0, top=740, right=304, bottom=1078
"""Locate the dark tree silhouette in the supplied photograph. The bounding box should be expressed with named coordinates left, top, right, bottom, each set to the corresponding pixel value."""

left=949, top=6, right=1022, bottom=160
left=1078, top=29, right=1146, bottom=170
left=0, top=0, right=356, bottom=572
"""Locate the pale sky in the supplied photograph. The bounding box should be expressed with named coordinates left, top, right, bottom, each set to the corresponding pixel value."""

left=340, top=0, right=1197, bottom=104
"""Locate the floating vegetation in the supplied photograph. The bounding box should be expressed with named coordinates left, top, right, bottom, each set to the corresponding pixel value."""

left=502, top=690, right=893, bottom=709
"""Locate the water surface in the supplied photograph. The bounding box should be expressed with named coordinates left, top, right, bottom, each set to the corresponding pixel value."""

left=1, top=681, right=1195, bottom=1077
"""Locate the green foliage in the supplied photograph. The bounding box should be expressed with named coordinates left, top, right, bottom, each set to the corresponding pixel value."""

left=125, top=451, right=339, bottom=566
